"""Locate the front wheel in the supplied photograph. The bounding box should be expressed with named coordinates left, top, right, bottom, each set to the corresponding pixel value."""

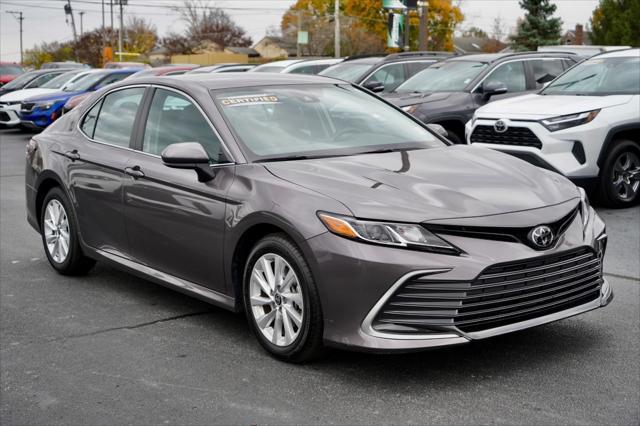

left=40, top=187, right=96, bottom=275
left=243, top=234, right=324, bottom=363
left=596, top=140, right=640, bottom=208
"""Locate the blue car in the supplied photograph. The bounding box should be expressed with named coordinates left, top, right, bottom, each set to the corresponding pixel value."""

left=19, top=68, right=141, bottom=129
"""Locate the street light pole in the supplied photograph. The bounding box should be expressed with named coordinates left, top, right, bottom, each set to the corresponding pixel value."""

left=6, top=11, right=24, bottom=64
left=418, top=0, right=428, bottom=50
left=118, top=0, right=126, bottom=61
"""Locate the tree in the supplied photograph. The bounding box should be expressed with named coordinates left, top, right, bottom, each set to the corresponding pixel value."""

left=161, top=32, right=198, bottom=56
left=590, top=0, right=640, bottom=46
left=510, top=0, right=562, bottom=51
left=491, top=16, right=506, bottom=42
left=280, top=0, right=462, bottom=55
left=125, top=16, right=158, bottom=55
left=462, top=26, right=488, bottom=39
left=177, top=0, right=252, bottom=48
left=24, top=42, right=74, bottom=68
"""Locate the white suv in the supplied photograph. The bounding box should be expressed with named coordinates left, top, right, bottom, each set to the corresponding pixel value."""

left=466, top=49, right=639, bottom=208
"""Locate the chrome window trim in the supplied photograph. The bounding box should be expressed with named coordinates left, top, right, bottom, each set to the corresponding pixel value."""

left=471, top=57, right=569, bottom=93
left=76, top=83, right=236, bottom=165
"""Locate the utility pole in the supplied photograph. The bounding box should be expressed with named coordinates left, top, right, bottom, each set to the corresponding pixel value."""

left=5, top=11, right=24, bottom=64
left=118, top=0, right=126, bottom=61
left=296, top=10, right=302, bottom=57
left=418, top=0, right=428, bottom=50
left=64, top=0, right=78, bottom=45
left=110, top=0, right=114, bottom=30
left=79, top=11, right=85, bottom=35
left=334, top=0, right=340, bottom=58
left=101, top=0, right=105, bottom=31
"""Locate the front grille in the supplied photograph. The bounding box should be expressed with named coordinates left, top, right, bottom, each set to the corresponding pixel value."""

left=372, top=247, right=602, bottom=334
left=20, top=102, right=35, bottom=113
left=470, top=125, right=542, bottom=149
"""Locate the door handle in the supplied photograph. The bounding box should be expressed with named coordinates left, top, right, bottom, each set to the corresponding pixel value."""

left=124, top=166, right=145, bottom=179
left=64, top=150, right=80, bottom=161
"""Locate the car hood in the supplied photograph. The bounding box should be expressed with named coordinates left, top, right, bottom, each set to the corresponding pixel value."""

left=476, top=93, right=635, bottom=119
left=23, top=90, right=82, bottom=103
left=0, top=88, right=58, bottom=102
left=383, top=91, right=454, bottom=107
left=265, top=145, right=578, bottom=223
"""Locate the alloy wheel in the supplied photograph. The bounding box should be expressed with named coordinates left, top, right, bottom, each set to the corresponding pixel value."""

left=611, top=151, right=640, bottom=201
left=249, top=253, right=304, bottom=347
left=43, top=199, right=70, bottom=263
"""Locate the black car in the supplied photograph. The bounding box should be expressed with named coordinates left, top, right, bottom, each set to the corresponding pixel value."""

left=0, top=69, right=76, bottom=97
left=383, top=52, right=580, bottom=144
left=319, top=51, right=454, bottom=94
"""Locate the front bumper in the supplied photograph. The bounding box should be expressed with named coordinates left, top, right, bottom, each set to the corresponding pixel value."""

left=307, top=205, right=610, bottom=352
left=20, top=105, right=62, bottom=129
left=0, top=104, right=21, bottom=126
left=465, top=117, right=608, bottom=179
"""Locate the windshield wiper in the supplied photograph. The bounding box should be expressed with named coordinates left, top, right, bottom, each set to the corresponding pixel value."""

left=547, top=73, right=597, bottom=91
left=257, top=155, right=310, bottom=163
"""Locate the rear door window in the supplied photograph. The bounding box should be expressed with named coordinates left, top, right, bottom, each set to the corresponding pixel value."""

left=530, top=59, right=566, bottom=88
left=91, top=87, right=145, bottom=147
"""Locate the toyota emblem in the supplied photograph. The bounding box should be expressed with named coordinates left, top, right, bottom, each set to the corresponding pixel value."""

left=494, top=119, right=508, bottom=133
left=528, top=225, right=554, bottom=249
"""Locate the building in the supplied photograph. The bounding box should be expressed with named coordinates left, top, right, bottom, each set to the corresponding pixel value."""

left=253, top=37, right=297, bottom=59
left=561, top=24, right=591, bottom=45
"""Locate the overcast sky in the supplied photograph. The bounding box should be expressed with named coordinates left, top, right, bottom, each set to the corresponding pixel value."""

left=0, top=0, right=600, bottom=63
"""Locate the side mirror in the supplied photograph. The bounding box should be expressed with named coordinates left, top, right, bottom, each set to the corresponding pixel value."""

left=363, top=81, right=385, bottom=93
left=481, top=81, right=508, bottom=99
left=161, top=142, right=215, bottom=182
left=426, top=123, right=448, bottom=138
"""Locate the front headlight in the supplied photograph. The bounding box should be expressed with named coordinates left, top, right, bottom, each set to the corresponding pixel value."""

left=578, top=187, right=591, bottom=231
left=540, top=109, right=600, bottom=132
left=317, top=212, right=459, bottom=254
left=36, top=101, right=57, bottom=110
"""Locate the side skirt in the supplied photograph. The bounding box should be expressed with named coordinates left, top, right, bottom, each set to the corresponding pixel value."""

left=89, top=247, right=238, bottom=312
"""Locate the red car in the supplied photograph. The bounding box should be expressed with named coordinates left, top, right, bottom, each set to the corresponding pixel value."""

left=0, top=62, right=24, bottom=86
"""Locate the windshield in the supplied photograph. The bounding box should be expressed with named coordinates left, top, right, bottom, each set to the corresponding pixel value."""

left=213, top=84, right=443, bottom=161
left=41, top=71, right=82, bottom=89
left=542, top=56, right=640, bottom=95
left=395, top=61, right=489, bottom=93
left=64, top=72, right=105, bottom=92
left=0, top=65, right=23, bottom=75
left=319, top=63, right=374, bottom=82
left=2, top=72, right=35, bottom=89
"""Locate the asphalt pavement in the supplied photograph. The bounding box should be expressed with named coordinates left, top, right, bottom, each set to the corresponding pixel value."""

left=1, top=128, right=638, bottom=425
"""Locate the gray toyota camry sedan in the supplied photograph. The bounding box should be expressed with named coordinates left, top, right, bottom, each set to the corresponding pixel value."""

left=25, top=74, right=612, bottom=362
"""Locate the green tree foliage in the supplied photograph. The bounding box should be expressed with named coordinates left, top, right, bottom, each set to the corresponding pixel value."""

left=590, top=0, right=640, bottom=46
left=510, top=0, right=563, bottom=51
left=462, top=26, right=489, bottom=39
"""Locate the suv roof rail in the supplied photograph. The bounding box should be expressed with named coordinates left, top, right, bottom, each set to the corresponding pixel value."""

left=342, top=54, right=386, bottom=62
left=383, top=51, right=456, bottom=61
left=489, top=50, right=578, bottom=62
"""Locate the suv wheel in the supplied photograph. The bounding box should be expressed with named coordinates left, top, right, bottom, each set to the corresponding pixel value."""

left=40, top=187, right=96, bottom=275
left=243, top=234, right=324, bottom=363
left=597, top=140, right=640, bottom=208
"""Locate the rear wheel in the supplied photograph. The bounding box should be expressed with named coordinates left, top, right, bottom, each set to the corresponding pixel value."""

left=243, top=234, right=324, bottom=363
left=40, top=187, right=95, bottom=275
left=597, top=140, right=640, bottom=208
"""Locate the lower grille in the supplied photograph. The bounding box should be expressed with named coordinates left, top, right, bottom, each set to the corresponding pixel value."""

left=470, top=125, right=542, bottom=149
left=20, top=102, right=35, bottom=113
left=372, top=247, right=602, bottom=334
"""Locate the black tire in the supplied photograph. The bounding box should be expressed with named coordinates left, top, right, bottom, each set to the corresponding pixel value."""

left=444, top=130, right=463, bottom=144
left=596, top=139, right=640, bottom=208
left=242, top=233, right=324, bottom=363
left=40, top=187, right=96, bottom=275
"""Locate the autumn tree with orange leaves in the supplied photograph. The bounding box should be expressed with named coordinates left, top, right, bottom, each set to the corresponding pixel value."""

left=280, top=0, right=463, bottom=56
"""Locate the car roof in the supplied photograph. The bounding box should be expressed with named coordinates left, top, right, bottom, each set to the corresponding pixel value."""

left=130, top=72, right=338, bottom=90
left=595, top=48, right=639, bottom=58
left=257, top=59, right=307, bottom=67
